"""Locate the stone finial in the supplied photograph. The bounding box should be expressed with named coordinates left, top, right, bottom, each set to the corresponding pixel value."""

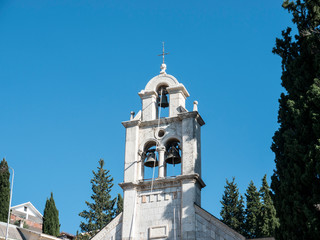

left=193, top=101, right=198, bottom=111
left=160, top=63, right=167, bottom=74
left=130, top=111, right=135, bottom=120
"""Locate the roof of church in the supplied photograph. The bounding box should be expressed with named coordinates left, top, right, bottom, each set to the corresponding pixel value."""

left=90, top=213, right=122, bottom=240
left=0, top=222, right=24, bottom=240
left=194, top=203, right=246, bottom=240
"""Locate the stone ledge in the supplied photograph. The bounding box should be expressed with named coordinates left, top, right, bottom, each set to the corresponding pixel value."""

left=119, top=173, right=206, bottom=190
left=122, top=119, right=141, bottom=128
left=122, top=111, right=205, bottom=128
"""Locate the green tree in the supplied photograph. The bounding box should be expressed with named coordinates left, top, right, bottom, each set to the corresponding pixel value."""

left=259, top=175, right=279, bottom=238
left=220, top=177, right=245, bottom=235
left=244, top=181, right=262, bottom=239
left=271, top=1, right=320, bottom=239
left=42, top=192, right=60, bottom=236
left=79, top=159, right=115, bottom=239
left=0, top=158, right=10, bottom=222
left=115, top=193, right=123, bottom=216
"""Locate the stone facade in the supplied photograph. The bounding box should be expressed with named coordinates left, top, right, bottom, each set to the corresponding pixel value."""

left=91, top=68, right=246, bottom=240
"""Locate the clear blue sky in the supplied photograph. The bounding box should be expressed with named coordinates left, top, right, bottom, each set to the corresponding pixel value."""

left=0, top=0, right=293, bottom=235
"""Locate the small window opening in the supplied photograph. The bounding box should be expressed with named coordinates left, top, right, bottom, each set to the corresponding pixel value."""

left=157, top=129, right=165, bottom=138
left=143, top=143, right=159, bottom=180
left=24, top=206, right=27, bottom=212
left=165, top=140, right=182, bottom=177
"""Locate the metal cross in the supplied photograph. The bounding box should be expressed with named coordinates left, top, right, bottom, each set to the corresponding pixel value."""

left=158, top=42, right=169, bottom=64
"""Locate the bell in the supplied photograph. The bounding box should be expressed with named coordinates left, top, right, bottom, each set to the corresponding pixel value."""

left=158, top=94, right=169, bottom=108
left=165, top=145, right=181, bottom=165
left=144, top=151, right=158, bottom=168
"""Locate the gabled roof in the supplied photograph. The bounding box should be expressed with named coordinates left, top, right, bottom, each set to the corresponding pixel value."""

left=11, top=202, right=43, bottom=218
left=194, top=203, right=246, bottom=240
left=91, top=213, right=123, bottom=240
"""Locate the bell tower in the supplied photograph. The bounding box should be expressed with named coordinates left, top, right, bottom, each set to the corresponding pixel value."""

left=120, top=58, right=205, bottom=239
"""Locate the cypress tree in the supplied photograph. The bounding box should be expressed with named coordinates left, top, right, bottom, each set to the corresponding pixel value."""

left=271, top=0, right=320, bottom=239
left=43, top=193, right=60, bottom=236
left=79, top=159, right=116, bottom=238
left=244, top=181, right=262, bottom=239
left=259, top=175, right=279, bottom=238
left=0, top=158, right=10, bottom=222
left=115, top=193, right=123, bottom=216
left=220, top=177, right=245, bottom=235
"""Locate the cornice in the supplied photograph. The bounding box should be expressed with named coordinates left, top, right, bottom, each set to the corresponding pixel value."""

left=122, top=119, right=141, bottom=128
left=139, top=116, right=181, bottom=127
left=138, top=90, right=157, bottom=99
left=178, top=111, right=205, bottom=126
left=167, top=84, right=190, bottom=98
left=119, top=173, right=206, bottom=190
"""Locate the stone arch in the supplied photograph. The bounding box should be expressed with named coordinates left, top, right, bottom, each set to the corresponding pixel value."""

left=163, top=136, right=182, bottom=148
left=144, top=74, right=179, bottom=92
left=140, top=139, right=160, bottom=180
left=163, top=137, right=182, bottom=177
left=140, top=139, right=160, bottom=152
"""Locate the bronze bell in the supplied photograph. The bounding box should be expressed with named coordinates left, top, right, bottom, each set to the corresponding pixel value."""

left=165, top=145, right=181, bottom=165
left=144, top=151, right=158, bottom=168
left=158, top=94, right=169, bottom=108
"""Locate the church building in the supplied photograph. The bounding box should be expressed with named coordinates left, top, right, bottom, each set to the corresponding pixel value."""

left=92, top=55, right=245, bottom=240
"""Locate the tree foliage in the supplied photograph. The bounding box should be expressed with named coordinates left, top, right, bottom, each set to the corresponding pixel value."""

left=222, top=176, right=278, bottom=238
left=244, top=181, right=261, bottom=238
left=0, top=158, right=10, bottom=222
left=115, top=193, right=123, bottom=217
left=271, top=0, right=320, bottom=239
left=79, top=159, right=116, bottom=239
left=220, top=177, right=245, bottom=235
left=259, top=175, right=279, bottom=237
left=43, top=192, right=60, bottom=236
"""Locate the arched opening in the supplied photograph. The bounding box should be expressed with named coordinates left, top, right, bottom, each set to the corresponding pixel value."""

left=165, top=139, right=182, bottom=177
left=156, top=84, right=169, bottom=118
left=142, top=141, right=159, bottom=180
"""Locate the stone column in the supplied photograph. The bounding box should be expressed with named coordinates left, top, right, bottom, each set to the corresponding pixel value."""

left=138, top=90, right=158, bottom=121
left=157, top=146, right=166, bottom=178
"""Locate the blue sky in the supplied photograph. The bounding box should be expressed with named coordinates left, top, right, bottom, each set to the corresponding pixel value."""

left=0, top=0, right=293, bottom=235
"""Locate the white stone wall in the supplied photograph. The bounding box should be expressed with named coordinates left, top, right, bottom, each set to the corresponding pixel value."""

left=14, top=206, right=37, bottom=218
left=181, top=116, right=202, bottom=176
left=136, top=187, right=181, bottom=239
left=123, top=124, right=139, bottom=182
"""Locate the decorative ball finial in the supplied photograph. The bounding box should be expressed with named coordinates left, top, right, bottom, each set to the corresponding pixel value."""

left=160, top=63, right=167, bottom=74
left=130, top=111, right=135, bottom=120
left=193, top=101, right=198, bottom=112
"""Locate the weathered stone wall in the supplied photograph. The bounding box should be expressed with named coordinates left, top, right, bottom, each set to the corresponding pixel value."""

left=136, top=186, right=181, bottom=239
